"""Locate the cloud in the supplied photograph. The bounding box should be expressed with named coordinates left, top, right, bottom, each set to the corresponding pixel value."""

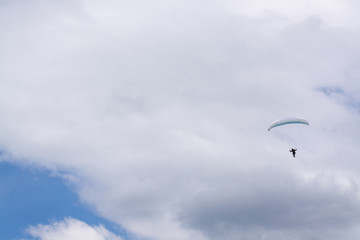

left=178, top=167, right=360, bottom=239
left=27, top=218, right=122, bottom=240
left=2, top=0, right=360, bottom=240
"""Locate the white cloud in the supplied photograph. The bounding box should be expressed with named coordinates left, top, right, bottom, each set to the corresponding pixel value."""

left=27, top=218, right=122, bottom=240
left=2, top=0, right=360, bottom=240
left=228, top=0, right=360, bottom=29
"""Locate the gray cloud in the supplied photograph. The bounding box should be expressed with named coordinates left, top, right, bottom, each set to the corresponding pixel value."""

left=178, top=167, right=360, bottom=239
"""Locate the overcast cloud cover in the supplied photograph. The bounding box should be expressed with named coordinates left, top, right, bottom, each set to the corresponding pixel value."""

left=1, top=0, right=360, bottom=239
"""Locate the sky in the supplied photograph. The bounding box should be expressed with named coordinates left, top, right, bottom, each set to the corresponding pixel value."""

left=1, top=0, right=360, bottom=239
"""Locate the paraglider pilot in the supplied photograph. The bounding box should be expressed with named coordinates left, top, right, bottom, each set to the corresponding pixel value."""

left=289, top=148, right=297, bottom=158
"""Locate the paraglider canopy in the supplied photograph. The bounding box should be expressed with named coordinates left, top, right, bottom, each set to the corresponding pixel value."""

left=268, top=117, right=309, bottom=131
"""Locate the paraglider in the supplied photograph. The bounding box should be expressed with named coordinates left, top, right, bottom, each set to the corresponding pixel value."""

left=289, top=148, right=297, bottom=158
left=268, top=117, right=309, bottom=157
left=268, top=117, right=309, bottom=131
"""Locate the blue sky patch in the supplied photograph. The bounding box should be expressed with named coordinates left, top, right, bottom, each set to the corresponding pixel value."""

left=0, top=161, right=129, bottom=240
left=318, top=86, right=360, bottom=113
